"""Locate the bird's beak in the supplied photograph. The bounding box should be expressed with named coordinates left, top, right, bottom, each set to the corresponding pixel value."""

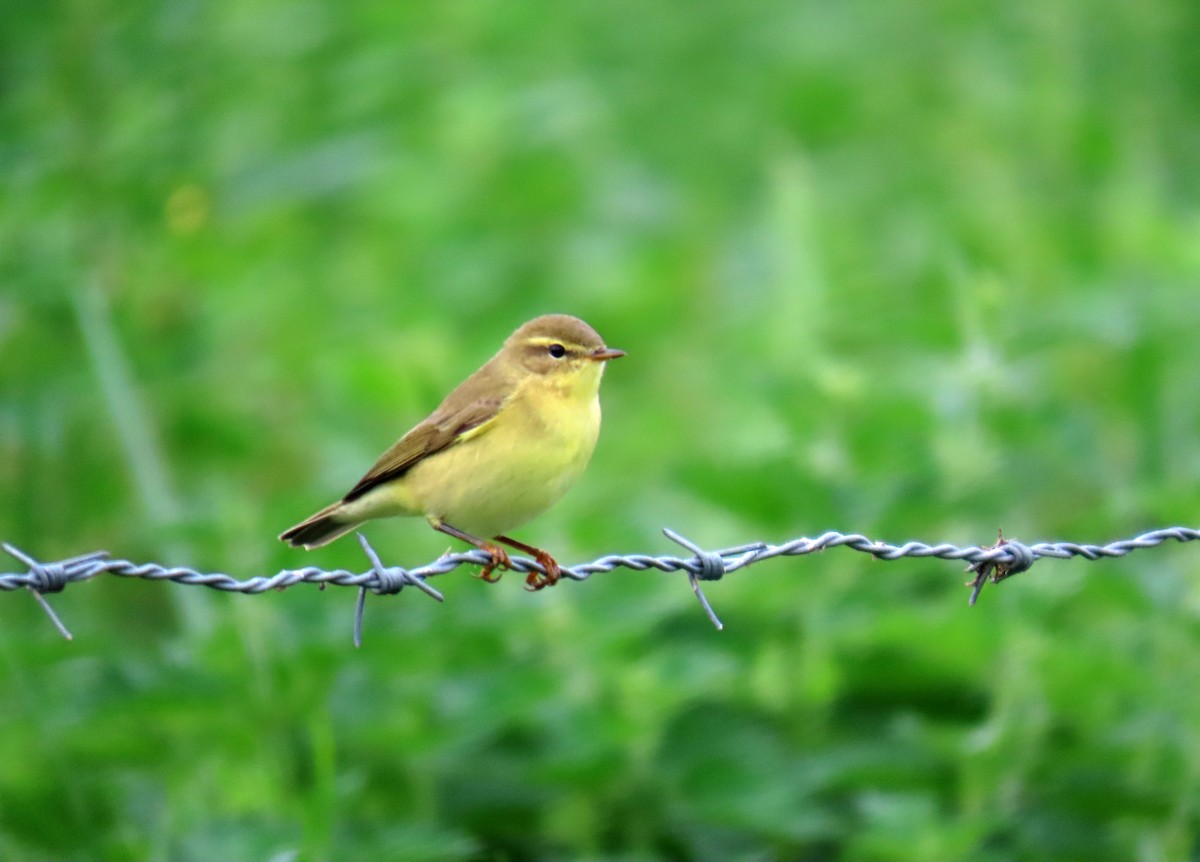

left=589, top=347, right=626, bottom=361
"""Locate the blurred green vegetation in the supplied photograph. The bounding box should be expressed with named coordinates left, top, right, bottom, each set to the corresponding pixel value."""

left=3, top=0, right=1200, bottom=859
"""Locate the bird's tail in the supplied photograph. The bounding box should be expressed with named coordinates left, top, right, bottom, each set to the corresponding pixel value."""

left=279, top=501, right=362, bottom=549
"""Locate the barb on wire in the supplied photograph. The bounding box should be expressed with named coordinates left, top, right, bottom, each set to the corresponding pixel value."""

left=2, top=526, right=1198, bottom=643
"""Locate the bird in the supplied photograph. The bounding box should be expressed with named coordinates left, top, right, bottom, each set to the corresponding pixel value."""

left=279, top=314, right=625, bottom=590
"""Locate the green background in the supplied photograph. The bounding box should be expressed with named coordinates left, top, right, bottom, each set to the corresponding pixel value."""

left=4, top=0, right=1200, bottom=859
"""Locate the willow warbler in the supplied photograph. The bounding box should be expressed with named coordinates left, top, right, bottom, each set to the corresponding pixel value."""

left=279, top=314, right=624, bottom=590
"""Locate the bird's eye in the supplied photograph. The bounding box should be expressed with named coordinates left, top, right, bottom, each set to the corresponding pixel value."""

left=548, top=343, right=567, bottom=358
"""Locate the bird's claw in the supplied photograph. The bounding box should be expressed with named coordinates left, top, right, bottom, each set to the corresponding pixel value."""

left=523, top=551, right=562, bottom=591
left=475, top=544, right=512, bottom=583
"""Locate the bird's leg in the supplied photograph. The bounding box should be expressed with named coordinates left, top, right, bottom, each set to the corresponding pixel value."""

left=494, top=535, right=562, bottom=591
left=432, top=521, right=511, bottom=583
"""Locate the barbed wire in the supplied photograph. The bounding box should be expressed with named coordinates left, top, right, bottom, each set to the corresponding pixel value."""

left=2, top=525, right=1198, bottom=645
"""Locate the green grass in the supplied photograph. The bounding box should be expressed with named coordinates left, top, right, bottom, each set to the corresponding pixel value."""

left=4, top=0, right=1200, bottom=859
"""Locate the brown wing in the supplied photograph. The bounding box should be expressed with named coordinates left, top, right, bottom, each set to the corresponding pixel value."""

left=343, top=384, right=506, bottom=499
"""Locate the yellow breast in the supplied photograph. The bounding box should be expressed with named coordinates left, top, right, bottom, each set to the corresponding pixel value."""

left=404, top=363, right=604, bottom=537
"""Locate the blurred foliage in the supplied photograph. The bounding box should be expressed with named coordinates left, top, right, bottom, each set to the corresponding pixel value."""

left=3, top=0, right=1200, bottom=859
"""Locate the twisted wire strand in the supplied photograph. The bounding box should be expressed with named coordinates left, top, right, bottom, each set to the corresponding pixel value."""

left=3, top=525, right=1198, bottom=643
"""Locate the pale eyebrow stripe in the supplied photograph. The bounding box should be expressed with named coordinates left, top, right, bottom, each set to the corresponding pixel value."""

left=524, top=336, right=585, bottom=351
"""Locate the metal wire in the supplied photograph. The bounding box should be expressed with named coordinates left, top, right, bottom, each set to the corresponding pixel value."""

left=3, top=525, right=1198, bottom=643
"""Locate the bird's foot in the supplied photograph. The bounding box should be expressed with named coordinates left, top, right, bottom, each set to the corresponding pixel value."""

left=523, top=550, right=562, bottom=591
left=475, top=543, right=512, bottom=583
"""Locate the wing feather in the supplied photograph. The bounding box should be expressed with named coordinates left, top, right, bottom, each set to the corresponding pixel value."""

left=342, top=366, right=511, bottom=503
